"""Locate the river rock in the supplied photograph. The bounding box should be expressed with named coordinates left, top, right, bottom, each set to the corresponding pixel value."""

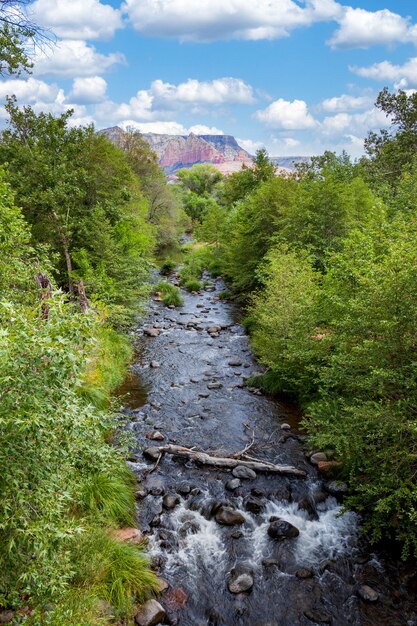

left=136, top=488, right=148, bottom=500
left=296, top=568, right=314, bottom=579
left=304, top=608, right=332, bottom=624
left=145, top=431, right=165, bottom=441
left=144, top=328, right=160, bottom=338
left=143, top=447, right=162, bottom=461
left=244, top=496, right=264, bottom=514
left=207, top=326, right=221, bottom=334
left=199, top=392, right=210, bottom=398
left=207, top=382, right=223, bottom=389
left=215, top=506, right=245, bottom=526
left=112, top=527, right=143, bottom=545
left=0, top=612, right=14, bottom=624
left=310, top=452, right=327, bottom=465
left=228, top=359, right=243, bottom=367
left=226, top=478, right=241, bottom=491
left=268, top=519, right=300, bottom=540
left=232, top=466, right=257, bottom=480
left=135, top=599, right=166, bottom=626
left=281, top=423, right=291, bottom=430
left=150, top=361, right=161, bottom=368
left=228, top=565, right=254, bottom=594
left=325, top=481, right=348, bottom=496
left=163, top=494, right=181, bottom=510
left=358, top=585, right=379, bottom=602
left=177, top=482, right=191, bottom=495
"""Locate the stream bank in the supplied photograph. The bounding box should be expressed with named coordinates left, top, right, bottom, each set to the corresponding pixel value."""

left=120, top=272, right=417, bottom=626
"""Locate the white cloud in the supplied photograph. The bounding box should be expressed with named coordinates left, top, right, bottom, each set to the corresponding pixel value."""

left=189, top=125, right=224, bottom=135
left=284, top=137, right=300, bottom=147
left=322, top=108, right=390, bottom=136
left=254, top=98, right=317, bottom=130
left=119, top=120, right=188, bottom=135
left=236, top=138, right=265, bottom=154
left=123, top=0, right=342, bottom=42
left=351, top=57, right=417, bottom=89
left=69, top=76, right=107, bottom=104
left=151, top=78, right=255, bottom=106
left=0, top=77, right=60, bottom=102
left=31, top=0, right=123, bottom=40
left=33, top=40, right=125, bottom=78
left=321, top=93, right=373, bottom=113
left=329, top=7, right=412, bottom=49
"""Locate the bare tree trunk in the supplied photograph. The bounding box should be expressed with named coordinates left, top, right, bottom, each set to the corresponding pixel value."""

left=154, top=444, right=307, bottom=477
left=51, top=210, right=74, bottom=295
left=34, top=272, right=52, bottom=320
left=77, top=280, right=89, bottom=313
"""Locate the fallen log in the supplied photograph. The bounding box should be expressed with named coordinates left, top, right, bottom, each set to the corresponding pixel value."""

left=156, top=444, right=306, bottom=478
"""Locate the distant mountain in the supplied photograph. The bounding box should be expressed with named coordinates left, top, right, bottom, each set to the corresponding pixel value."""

left=99, top=127, right=251, bottom=175
left=270, top=156, right=311, bottom=169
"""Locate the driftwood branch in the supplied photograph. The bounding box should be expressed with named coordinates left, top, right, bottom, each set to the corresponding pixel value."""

left=157, top=444, right=306, bottom=477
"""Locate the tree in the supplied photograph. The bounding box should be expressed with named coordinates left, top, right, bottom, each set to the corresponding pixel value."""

left=221, top=148, right=275, bottom=207
left=177, top=164, right=223, bottom=197
left=0, top=0, right=50, bottom=76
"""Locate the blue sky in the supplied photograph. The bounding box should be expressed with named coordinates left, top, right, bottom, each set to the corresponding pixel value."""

left=2, top=0, right=417, bottom=156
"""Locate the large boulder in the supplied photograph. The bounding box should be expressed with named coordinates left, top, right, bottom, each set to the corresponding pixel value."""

left=228, top=565, right=254, bottom=594
left=268, top=519, right=300, bottom=540
left=135, top=600, right=166, bottom=626
left=215, top=506, right=245, bottom=526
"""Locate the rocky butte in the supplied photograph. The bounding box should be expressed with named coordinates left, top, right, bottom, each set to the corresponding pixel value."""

left=99, top=126, right=309, bottom=176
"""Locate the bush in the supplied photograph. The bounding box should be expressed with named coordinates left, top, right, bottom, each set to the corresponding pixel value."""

left=160, top=258, right=177, bottom=275
left=184, top=279, right=202, bottom=292
left=155, top=281, right=183, bottom=307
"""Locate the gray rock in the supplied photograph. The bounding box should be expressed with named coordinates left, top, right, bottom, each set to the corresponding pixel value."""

left=296, top=568, right=314, bottom=579
left=244, top=496, right=264, bottom=514
left=150, top=360, right=161, bottom=368
left=358, top=585, right=379, bottom=602
left=215, top=506, right=245, bottom=526
left=135, top=488, right=148, bottom=500
left=226, top=478, right=241, bottom=491
left=280, top=423, right=291, bottom=430
left=232, top=466, right=257, bottom=480
left=228, top=572, right=254, bottom=594
left=143, top=447, right=162, bottom=461
left=325, top=481, right=348, bottom=496
left=207, top=382, right=223, bottom=389
left=177, top=482, right=191, bottom=495
left=268, top=519, right=300, bottom=540
left=163, top=494, right=181, bottom=510
left=228, top=359, right=243, bottom=367
left=310, top=452, right=327, bottom=464
left=304, top=609, right=332, bottom=624
left=135, top=599, right=166, bottom=626
left=198, top=392, right=210, bottom=398
left=144, top=328, right=160, bottom=338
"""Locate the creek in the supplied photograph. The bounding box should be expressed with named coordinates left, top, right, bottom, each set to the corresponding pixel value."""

left=120, top=272, right=417, bottom=626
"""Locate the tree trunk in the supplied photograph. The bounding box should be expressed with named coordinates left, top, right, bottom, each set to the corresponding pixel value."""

left=34, top=273, right=52, bottom=320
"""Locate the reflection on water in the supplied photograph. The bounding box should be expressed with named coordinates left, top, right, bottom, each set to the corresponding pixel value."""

left=116, top=369, right=150, bottom=409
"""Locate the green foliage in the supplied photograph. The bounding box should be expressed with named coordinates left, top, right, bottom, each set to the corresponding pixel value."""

left=155, top=281, right=183, bottom=307
left=0, top=101, right=155, bottom=325
left=221, top=148, right=276, bottom=207
left=184, top=279, right=202, bottom=292
left=160, top=258, right=177, bottom=275
left=177, top=165, right=223, bottom=223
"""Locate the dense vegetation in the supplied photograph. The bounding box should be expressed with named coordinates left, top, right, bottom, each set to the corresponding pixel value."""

left=184, top=93, right=417, bottom=558
left=0, top=18, right=183, bottom=618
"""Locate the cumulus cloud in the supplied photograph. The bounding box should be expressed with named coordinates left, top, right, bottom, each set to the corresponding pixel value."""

left=329, top=7, right=413, bottom=49
left=321, top=93, right=373, bottom=113
left=33, top=40, right=125, bottom=78
left=284, top=137, right=301, bottom=147
left=69, top=76, right=107, bottom=104
left=119, top=120, right=188, bottom=135
left=0, top=77, right=60, bottom=102
left=254, top=98, right=317, bottom=130
left=236, top=138, right=265, bottom=154
left=351, top=57, right=417, bottom=89
left=31, top=0, right=123, bottom=40
left=189, top=125, right=224, bottom=135
left=123, top=0, right=342, bottom=42
left=151, top=78, right=255, bottom=106
left=322, top=107, right=390, bottom=136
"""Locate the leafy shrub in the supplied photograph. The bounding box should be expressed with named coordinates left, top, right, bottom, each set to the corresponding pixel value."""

left=184, top=279, right=202, bottom=292
left=155, top=281, right=183, bottom=307
left=160, top=258, right=177, bottom=275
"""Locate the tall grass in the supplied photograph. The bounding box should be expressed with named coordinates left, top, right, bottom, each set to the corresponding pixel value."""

left=155, top=281, right=183, bottom=307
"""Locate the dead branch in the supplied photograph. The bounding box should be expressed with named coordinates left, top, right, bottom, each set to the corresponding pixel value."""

left=34, top=272, right=52, bottom=320
left=156, top=444, right=306, bottom=477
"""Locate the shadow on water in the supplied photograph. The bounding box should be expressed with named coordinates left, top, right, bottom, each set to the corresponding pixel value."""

left=116, top=368, right=150, bottom=410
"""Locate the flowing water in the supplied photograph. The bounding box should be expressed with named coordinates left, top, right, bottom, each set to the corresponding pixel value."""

left=120, top=273, right=417, bottom=626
